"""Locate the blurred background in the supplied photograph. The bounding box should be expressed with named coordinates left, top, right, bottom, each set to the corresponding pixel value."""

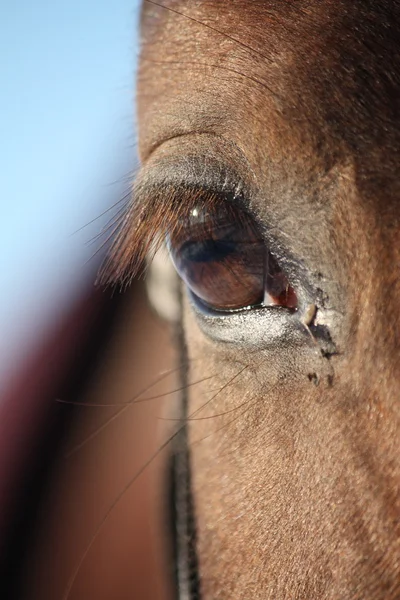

left=1, top=0, right=138, bottom=389
left=1, top=2, right=175, bottom=598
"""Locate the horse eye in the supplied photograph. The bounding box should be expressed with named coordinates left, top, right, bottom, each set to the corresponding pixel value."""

left=167, top=203, right=298, bottom=312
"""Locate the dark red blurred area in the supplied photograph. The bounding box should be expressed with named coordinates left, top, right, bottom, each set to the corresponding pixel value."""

left=0, top=289, right=104, bottom=544
left=0, top=282, right=174, bottom=600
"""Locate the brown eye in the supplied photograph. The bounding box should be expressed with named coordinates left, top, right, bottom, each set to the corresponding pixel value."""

left=167, top=203, right=297, bottom=312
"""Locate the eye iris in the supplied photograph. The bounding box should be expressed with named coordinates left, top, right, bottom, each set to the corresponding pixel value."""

left=167, top=204, right=297, bottom=312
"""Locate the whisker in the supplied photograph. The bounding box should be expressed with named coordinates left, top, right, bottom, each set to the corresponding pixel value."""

left=61, top=363, right=246, bottom=600
left=56, top=374, right=215, bottom=408
left=185, top=391, right=267, bottom=421
left=140, top=57, right=278, bottom=98
left=159, top=378, right=259, bottom=423
left=189, top=379, right=282, bottom=451
left=65, top=365, right=183, bottom=457
left=192, top=366, right=248, bottom=417
left=190, top=403, right=252, bottom=449
left=61, top=426, right=182, bottom=600
left=65, top=357, right=213, bottom=456
left=144, top=0, right=275, bottom=65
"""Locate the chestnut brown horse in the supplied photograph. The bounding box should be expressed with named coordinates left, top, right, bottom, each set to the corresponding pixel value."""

left=105, top=1, right=400, bottom=598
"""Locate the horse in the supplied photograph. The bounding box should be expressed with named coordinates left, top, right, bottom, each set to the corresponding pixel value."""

left=15, top=1, right=400, bottom=598
left=105, top=1, right=400, bottom=598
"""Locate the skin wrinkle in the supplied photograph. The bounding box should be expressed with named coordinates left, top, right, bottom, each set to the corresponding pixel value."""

left=111, top=1, right=400, bottom=598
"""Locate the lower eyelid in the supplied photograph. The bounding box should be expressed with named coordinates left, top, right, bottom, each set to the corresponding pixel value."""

left=186, top=289, right=305, bottom=348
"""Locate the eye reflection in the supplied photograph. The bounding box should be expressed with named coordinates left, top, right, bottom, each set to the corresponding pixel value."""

left=167, top=203, right=297, bottom=312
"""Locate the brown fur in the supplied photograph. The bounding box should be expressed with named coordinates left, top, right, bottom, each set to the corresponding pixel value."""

left=109, top=1, right=400, bottom=598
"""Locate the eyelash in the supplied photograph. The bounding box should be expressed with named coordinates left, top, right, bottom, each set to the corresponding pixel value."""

left=99, top=184, right=298, bottom=316
left=98, top=185, right=224, bottom=286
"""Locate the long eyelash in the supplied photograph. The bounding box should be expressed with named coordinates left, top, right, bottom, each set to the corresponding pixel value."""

left=97, top=183, right=220, bottom=288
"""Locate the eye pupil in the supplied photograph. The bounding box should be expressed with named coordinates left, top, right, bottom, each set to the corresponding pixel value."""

left=168, top=202, right=297, bottom=312
left=181, top=239, right=236, bottom=263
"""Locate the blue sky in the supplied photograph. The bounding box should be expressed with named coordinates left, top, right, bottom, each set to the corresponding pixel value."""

left=1, top=1, right=141, bottom=382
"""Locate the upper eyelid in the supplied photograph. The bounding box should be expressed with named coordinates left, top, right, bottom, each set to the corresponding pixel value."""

left=129, top=157, right=256, bottom=244
left=135, top=169, right=317, bottom=294
left=99, top=153, right=301, bottom=293
left=98, top=159, right=251, bottom=286
left=134, top=154, right=250, bottom=208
